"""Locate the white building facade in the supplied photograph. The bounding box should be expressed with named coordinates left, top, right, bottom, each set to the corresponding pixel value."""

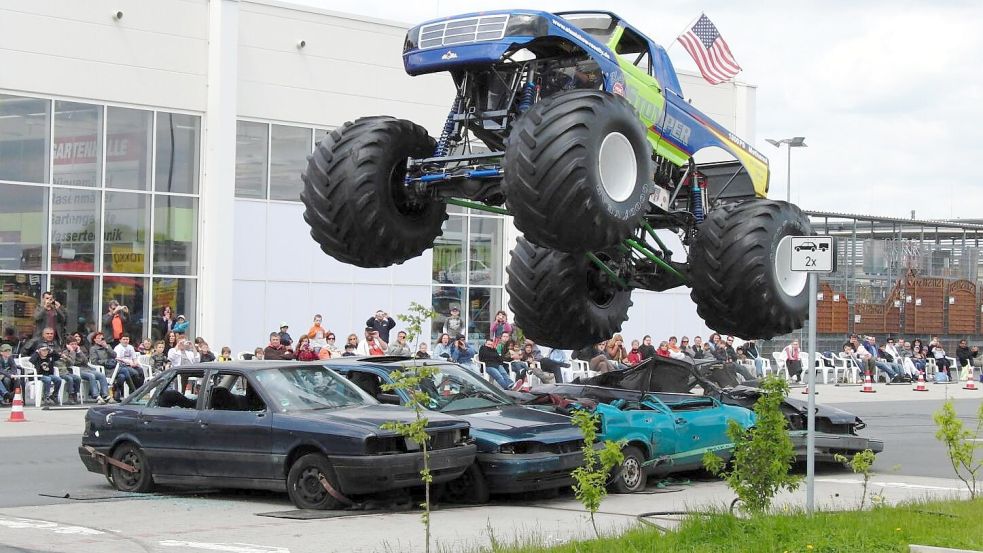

left=0, top=0, right=759, bottom=354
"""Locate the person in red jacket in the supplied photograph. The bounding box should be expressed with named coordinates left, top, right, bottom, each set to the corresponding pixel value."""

left=655, top=341, right=671, bottom=358
left=294, top=335, right=318, bottom=361
left=626, top=340, right=643, bottom=365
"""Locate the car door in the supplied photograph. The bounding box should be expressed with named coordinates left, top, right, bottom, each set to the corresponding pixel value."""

left=667, top=397, right=731, bottom=468
left=196, top=370, right=274, bottom=480
left=136, top=369, right=205, bottom=476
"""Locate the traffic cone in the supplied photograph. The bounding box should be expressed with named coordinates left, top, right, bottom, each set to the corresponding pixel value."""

left=7, top=387, right=26, bottom=422
left=913, top=372, right=929, bottom=392
left=965, top=367, right=978, bottom=391
left=860, top=368, right=876, bottom=393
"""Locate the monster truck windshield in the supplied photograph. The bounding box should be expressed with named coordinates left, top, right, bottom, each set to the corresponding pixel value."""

left=558, top=12, right=618, bottom=43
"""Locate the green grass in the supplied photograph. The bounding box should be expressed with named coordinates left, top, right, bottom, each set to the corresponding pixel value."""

left=487, top=498, right=983, bottom=553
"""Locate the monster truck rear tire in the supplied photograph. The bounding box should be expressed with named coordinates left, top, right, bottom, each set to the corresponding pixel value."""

left=503, top=89, right=654, bottom=253
left=301, top=117, right=446, bottom=268
left=506, top=237, right=632, bottom=349
left=689, top=200, right=813, bottom=339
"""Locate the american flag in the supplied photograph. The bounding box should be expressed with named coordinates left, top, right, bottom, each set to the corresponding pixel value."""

left=677, top=14, right=742, bottom=85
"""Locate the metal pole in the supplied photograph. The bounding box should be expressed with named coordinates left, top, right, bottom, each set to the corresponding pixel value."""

left=786, top=144, right=792, bottom=204
left=806, top=272, right=817, bottom=515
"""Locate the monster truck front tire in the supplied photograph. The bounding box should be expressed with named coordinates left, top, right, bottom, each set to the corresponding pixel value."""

left=506, top=237, right=632, bottom=349
left=689, top=200, right=813, bottom=339
left=503, top=89, right=654, bottom=253
left=301, top=117, right=446, bottom=268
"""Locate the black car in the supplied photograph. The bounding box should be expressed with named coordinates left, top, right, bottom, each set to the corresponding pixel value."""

left=78, top=362, right=476, bottom=509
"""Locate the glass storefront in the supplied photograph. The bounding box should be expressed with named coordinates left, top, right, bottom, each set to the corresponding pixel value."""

left=234, top=121, right=320, bottom=201
left=0, top=93, right=200, bottom=342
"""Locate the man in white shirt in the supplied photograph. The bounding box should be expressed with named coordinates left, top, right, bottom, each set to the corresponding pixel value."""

left=168, top=338, right=201, bottom=367
left=112, top=334, right=145, bottom=391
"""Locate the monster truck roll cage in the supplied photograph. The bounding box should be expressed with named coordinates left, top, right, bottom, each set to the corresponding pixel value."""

left=401, top=56, right=753, bottom=296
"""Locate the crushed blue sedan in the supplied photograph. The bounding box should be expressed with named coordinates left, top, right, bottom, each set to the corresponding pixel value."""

left=325, top=357, right=587, bottom=503
left=78, top=362, right=476, bottom=509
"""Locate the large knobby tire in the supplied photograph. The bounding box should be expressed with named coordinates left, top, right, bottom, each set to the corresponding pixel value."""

left=611, top=446, right=647, bottom=494
left=301, top=117, right=446, bottom=268
left=689, top=200, right=813, bottom=339
left=503, top=89, right=654, bottom=253
left=506, top=237, right=632, bottom=349
left=286, top=453, right=346, bottom=510
left=109, top=442, right=154, bottom=493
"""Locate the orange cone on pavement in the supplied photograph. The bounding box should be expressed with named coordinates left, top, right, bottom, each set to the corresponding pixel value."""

left=913, top=372, right=929, bottom=392
left=7, top=387, right=26, bottom=422
left=965, top=367, right=978, bottom=391
left=860, top=368, right=876, bottom=393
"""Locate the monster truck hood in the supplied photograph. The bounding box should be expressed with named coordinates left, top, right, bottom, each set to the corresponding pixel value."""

left=402, top=10, right=615, bottom=76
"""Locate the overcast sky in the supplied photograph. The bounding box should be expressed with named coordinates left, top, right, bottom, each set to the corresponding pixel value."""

left=295, top=0, right=983, bottom=221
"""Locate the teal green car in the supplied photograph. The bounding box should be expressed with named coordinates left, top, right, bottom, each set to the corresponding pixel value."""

left=592, top=390, right=755, bottom=493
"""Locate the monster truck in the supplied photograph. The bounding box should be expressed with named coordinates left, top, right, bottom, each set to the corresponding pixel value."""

left=301, top=10, right=813, bottom=348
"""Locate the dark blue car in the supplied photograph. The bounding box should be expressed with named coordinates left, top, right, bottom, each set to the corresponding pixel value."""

left=325, top=357, right=586, bottom=503
left=78, top=362, right=476, bottom=509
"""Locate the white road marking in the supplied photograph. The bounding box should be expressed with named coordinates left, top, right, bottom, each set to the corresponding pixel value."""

left=158, top=540, right=290, bottom=553
left=815, top=478, right=967, bottom=492
left=0, top=517, right=104, bottom=535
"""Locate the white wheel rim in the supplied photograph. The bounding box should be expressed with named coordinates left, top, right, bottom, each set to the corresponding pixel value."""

left=776, top=236, right=808, bottom=297
left=622, top=457, right=641, bottom=488
left=598, top=132, right=637, bottom=202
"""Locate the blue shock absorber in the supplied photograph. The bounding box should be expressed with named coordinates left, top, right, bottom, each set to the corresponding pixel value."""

left=433, top=97, right=461, bottom=157
left=517, top=82, right=538, bottom=113
left=691, top=182, right=704, bottom=223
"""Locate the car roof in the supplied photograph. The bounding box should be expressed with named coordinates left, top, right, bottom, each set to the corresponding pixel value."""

left=323, top=356, right=460, bottom=369
left=167, top=360, right=330, bottom=372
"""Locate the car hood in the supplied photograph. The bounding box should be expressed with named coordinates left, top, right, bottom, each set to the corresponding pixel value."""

left=279, top=404, right=467, bottom=434
left=454, top=405, right=581, bottom=445
left=781, top=396, right=862, bottom=424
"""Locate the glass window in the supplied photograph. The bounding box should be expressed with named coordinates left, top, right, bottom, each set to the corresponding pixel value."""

left=0, top=273, right=43, bottom=345
left=151, top=277, right=195, bottom=341
left=253, top=365, right=372, bottom=411
left=269, top=125, right=311, bottom=201
left=106, top=107, right=153, bottom=191
left=101, top=275, right=148, bottom=340
left=468, top=217, right=503, bottom=285
left=104, top=191, right=150, bottom=274
left=433, top=216, right=465, bottom=284
left=153, top=370, right=204, bottom=408
left=206, top=373, right=265, bottom=411
left=49, top=274, right=96, bottom=340
left=0, top=94, right=50, bottom=183
left=53, top=101, right=103, bottom=187
left=235, top=121, right=268, bottom=199
left=432, top=286, right=465, bottom=340
left=155, top=112, right=201, bottom=194
left=153, top=195, right=197, bottom=275
left=50, top=188, right=100, bottom=271
left=0, top=183, right=47, bottom=271
left=467, top=287, right=501, bottom=343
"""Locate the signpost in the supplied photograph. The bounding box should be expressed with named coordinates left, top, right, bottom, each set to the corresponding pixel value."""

left=789, top=235, right=835, bottom=515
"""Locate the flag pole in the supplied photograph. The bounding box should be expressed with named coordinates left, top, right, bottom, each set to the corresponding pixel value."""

left=665, top=13, right=702, bottom=53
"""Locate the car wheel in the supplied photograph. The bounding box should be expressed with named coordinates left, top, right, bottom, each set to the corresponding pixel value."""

left=611, top=446, right=647, bottom=494
left=109, top=443, right=154, bottom=493
left=442, top=464, right=489, bottom=504
left=286, top=453, right=345, bottom=510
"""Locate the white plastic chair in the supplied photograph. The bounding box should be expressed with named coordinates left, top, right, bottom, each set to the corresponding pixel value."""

left=14, top=357, right=45, bottom=407
left=834, top=353, right=861, bottom=383
left=137, top=354, right=154, bottom=379
left=771, top=351, right=790, bottom=380
left=237, top=351, right=251, bottom=361
left=565, top=359, right=592, bottom=382
left=801, top=352, right=830, bottom=384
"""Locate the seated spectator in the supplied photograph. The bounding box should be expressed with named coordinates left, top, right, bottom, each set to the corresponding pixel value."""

left=507, top=341, right=529, bottom=382
left=449, top=336, right=477, bottom=371
left=218, top=346, right=233, bottom=362
left=58, top=337, right=95, bottom=404
left=137, top=338, right=152, bottom=355
left=263, top=333, right=294, bottom=361
left=387, top=331, right=413, bottom=356
left=707, top=333, right=721, bottom=351
left=151, top=341, right=169, bottom=373
left=929, top=338, right=950, bottom=379
left=478, top=338, right=514, bottom=389
left=656, top=341, right=671, bottom=358
left=879, top=338, right=908, bottom=379
left=30, top=345, right=62, bottom=406
left=626, top=340, right=642, bottom=365
left=956, top=339, right=980, bottom=371
left=252, top=347, right=265, bottom=360
left=169, top=337, right=202, bottom=367
left=344, top=334, right=359, bottom=354
left=433, top=333, right=453, bottom=360
left=317, top=333, right=342, bottom=360
left=0, top=343, right=17, bottom=405
left=294, top=335, right=318, bottom=361
left=743, top=339, right=764, bottom=377
left=196, top=338, right=217, bottom=363
left=864, top=335, right=900, bottom=382
left=496, top=331, right=515, bottom=357
left=691, top=336, right=707, bottom=359
left=638, top=335, right=656, bottom=360
left=342, top=343, right=357, bottom=357
left=415, top=342, right=430, bottom=359
left=518, top=341, right=556, bottom=384
left=605, top=334, right=628, bottom=368
left=539, top=346, right=569, bottom=384
left=680, top=336, right=695, bottom=358
left=114, top=334, right=145, bottom=392
left=667, top=336, right=680, bottom=353
left=357, top=328, right=387, bottom=356
left=26, top=327, right=61, bottom=357
left=783, top=340, right=803, bottom=382
left=589, top=341, right=620, bottom=373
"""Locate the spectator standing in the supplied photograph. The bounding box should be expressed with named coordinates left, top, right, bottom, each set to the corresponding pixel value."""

left=277, top=323, right=293, bottom=348
left=30, top=345, right=62, bottom=405
left=155, top=305, right=175, bottom=340
left=956, top=339, right=979, bottom=371
left=490, top=310, right=513, bottom=343
left=294, top=335, right=318, bottom=361
left=366, top=310, right=397, bottom=343
left=0, top=344, right=18, bottom=405
left=478, top=338, right=514, bottom=389
left=34, top=291, right=67, bottom=344
left=387, top=331, right=413, bottom=356
left=783, top=340, right=803, bottom=382
left=102, top=300, right=129, bottom=345
left=442, top=306, right=464, bottom=339
left=307, top=315, right=329, bottom=352
left=638, top=335, right=656, bottom=360
left=450, top=336, right=477, bottom=371
left=263, top=333, right=294, bottom=361
left=173, top=315, right=190, bottom=335
left=433, top=334, right=453, bottom=360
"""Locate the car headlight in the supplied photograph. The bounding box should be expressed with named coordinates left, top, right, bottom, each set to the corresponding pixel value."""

left=499, top=441, right=544, bottom=454
left=403, top=27, right=421, bottom=53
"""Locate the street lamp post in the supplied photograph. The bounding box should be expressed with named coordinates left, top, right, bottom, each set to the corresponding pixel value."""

left=765, top=136, right=807, bottom=203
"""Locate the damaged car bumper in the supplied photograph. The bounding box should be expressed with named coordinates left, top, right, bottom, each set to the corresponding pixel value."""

left=329, top=443, right=477, bottom=495
left=788, top=431, right=884, bottom=462
left=477, top=449, right=584, bottom=493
